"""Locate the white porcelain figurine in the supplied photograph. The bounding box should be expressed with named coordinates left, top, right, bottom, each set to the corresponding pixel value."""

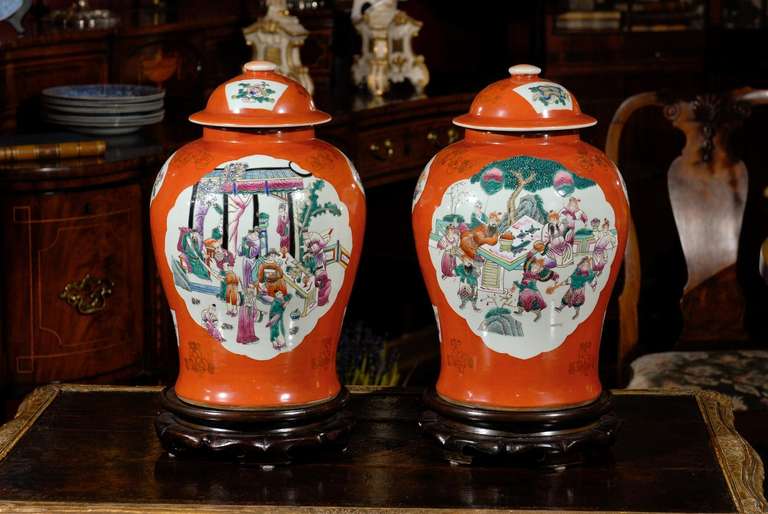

left=351, top=0, right=429, bottom=97
left=243, top=0, right=314, bottom=94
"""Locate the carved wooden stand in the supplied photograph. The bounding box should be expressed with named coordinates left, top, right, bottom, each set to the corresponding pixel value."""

left=419, top=388, right=620, bottom=467
left=155, top=387, right=353, bottom=466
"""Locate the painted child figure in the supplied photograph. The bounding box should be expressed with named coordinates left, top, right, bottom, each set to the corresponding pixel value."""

left=556, top=256, right=598, bottom=319
left=514, top=252, right=559, bottom=321
left=202, top=304, right=224, bottom=342
left=455, top=257, right=481, bottom=311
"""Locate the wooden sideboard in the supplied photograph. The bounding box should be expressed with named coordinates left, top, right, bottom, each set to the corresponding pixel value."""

left=0, top=129, right=180, bottom=412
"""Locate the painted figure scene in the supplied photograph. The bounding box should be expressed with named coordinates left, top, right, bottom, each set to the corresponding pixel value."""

left=167, top=156, right=352, bottom=361
left=428, top=155, right=618, bottom=359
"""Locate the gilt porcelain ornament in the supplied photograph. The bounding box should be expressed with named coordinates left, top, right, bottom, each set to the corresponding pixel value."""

left=351, top=0, right=429, bottom=96
left=242, top=0, right=315, bottom=94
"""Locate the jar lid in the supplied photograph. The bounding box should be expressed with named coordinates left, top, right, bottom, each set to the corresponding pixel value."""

left=453, top=64, right=596, bottom=132
left=189, top=61, right=331, bottom=128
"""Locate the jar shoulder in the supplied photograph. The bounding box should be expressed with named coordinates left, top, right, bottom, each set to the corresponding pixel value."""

left=413, top=137, right=627, bottom=218
left=424, top=139, right=622, bottom=185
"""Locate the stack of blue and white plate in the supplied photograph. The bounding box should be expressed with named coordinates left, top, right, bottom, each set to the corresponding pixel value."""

left=42, top=85, right=165, bottom=135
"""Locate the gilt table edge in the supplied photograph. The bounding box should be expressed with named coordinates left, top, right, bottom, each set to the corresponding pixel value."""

left=0, top=385, right=764, bottom=514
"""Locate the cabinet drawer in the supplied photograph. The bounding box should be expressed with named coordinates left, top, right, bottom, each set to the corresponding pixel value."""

left=409, top=119, right=463, bottom=162
left=3, top=185, right=144, bottom=383
left=356, top=128, right=409, bottom=176
left=355, top=117, right=462, bottom=181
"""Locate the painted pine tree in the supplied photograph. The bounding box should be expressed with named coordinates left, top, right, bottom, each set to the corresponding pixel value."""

left=470, top=156, right=595, bottom=225
left=296, top=180, right=342, bottom=259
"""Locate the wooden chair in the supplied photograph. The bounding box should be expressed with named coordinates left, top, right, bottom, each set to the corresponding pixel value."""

left=607, top=88, right=768, bottom=412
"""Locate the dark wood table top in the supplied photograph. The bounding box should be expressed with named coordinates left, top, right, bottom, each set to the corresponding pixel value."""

left=0, top=385, right=764, bottom=513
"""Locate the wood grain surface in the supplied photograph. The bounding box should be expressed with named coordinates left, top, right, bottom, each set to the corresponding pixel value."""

left=0, top=385, right=763, bottom=513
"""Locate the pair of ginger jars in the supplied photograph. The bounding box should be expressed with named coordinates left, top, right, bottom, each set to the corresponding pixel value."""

left=149, top=61, right=628, bottom=460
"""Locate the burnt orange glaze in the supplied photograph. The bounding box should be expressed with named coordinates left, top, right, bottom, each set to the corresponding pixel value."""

left=412, top=130, right=628, bottom=409
left=151, top=128, right=366, bottom=408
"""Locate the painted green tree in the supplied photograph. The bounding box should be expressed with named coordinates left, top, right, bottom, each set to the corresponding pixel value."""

left=470, top=156, right=595, bottom=222
left=297, top=180, right=342, bottom=258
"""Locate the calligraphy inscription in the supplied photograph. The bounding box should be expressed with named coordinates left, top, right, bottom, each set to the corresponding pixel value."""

left=568, top=340, right=595, bottom=376
left=184, top=341, right=215, bottom=374
left=445, top=337, right=475, bottom=373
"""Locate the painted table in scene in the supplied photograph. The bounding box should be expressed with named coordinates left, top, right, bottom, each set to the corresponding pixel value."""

left=0, top=385, right=764, bottom=513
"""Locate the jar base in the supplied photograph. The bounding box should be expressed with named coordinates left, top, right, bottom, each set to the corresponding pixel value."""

left=419, top=388, right=619, bottom=468
left=155, top=387, right=353, bottom=464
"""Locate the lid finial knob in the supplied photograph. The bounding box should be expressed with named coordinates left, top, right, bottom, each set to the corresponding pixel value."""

left=508, top=64, right=541, bottom=77
left=243, top=61, right=278, bottom=73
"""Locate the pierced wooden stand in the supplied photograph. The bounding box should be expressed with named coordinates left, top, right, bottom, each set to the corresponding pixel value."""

left=419, top=388, right=620, bottom=467
left=155, top=387, right=353, bottom=466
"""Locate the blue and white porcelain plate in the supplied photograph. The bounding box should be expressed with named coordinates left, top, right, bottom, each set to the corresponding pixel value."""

left=44, top=110, right=164, bottom=126
left=42, top=98, right=164, bottom=114
left=0, top=0, right=23, bottom=21
left=42, top=84, right=165, bottom=103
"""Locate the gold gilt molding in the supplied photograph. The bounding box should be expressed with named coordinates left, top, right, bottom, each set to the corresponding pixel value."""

left=0, top=504, right=741, bottom=514
left=0, top=386, right=764, bottom=513
left=613, top=387, right=767, bottom=514
left=0, top=384, right=59, bottom=462
left=696, top=390, right=768, bottom=514
left=0, top=384, right=162, bottom=464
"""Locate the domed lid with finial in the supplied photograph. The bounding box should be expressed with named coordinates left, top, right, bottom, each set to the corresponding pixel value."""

left=189, top=61, right=331, bottom=128
left=453, top=64, right=596, bottom=132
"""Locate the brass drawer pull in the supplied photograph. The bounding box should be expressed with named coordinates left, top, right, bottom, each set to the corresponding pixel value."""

left=446, top=127, right=460, bottom=144
left=369, top=138, right=395, bottom=161
left=427, top=127, right=461, bottom=148
left=59, top=274, right=114, bottom=315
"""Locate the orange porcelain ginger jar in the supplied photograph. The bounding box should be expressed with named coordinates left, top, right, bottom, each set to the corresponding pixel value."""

left=412, top=65, right=629, bottom=464
left=150, top=62, right=365, bottom=461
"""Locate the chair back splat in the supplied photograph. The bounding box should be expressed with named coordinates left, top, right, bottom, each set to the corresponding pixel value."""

left=607, top=89, right=768, bottom=371
left=666, top=95, right=750, bottom=344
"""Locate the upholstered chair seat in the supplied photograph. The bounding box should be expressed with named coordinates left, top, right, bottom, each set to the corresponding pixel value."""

left=628, top=350, right=768, bottom=411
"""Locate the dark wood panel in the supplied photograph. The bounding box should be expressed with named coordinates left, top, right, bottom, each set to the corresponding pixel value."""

left=2, top=185, right=144, bottom=385
left=1, top=53, right=108, bottom=132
